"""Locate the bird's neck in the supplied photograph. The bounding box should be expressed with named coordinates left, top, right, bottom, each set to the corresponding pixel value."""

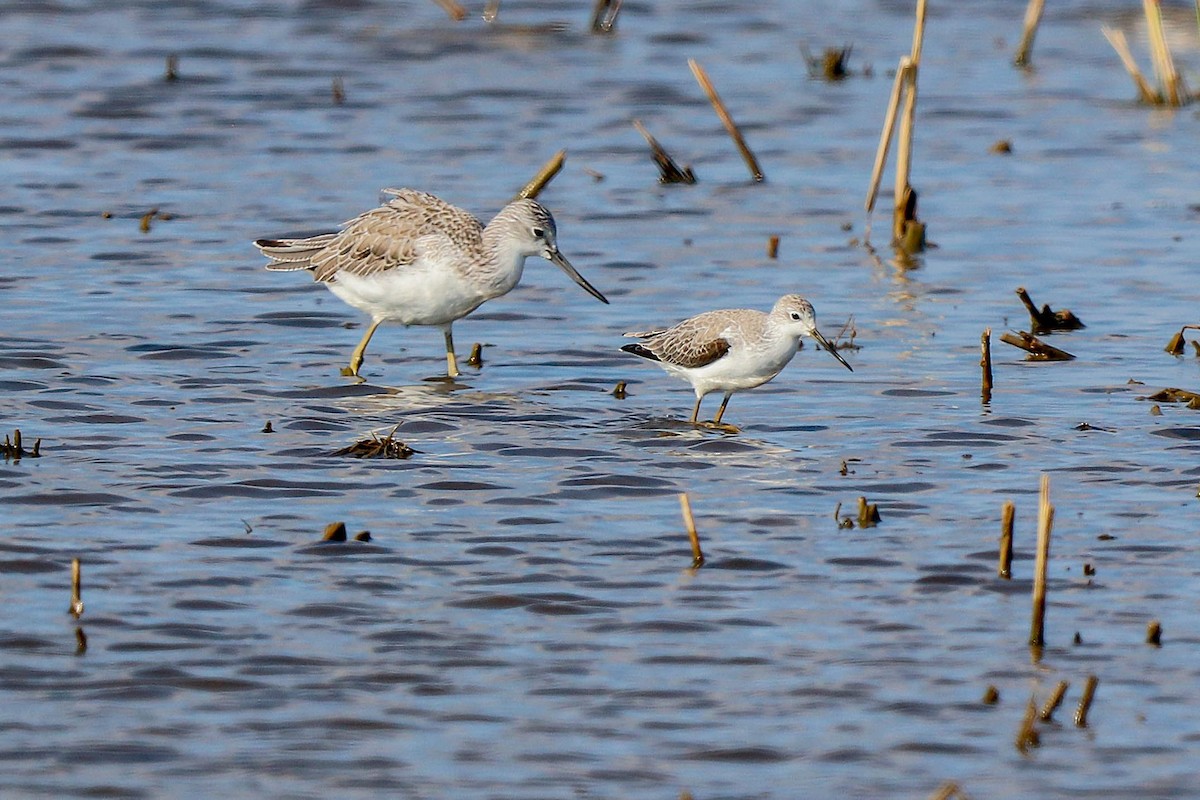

left=480, top=224, right=529, bottom=296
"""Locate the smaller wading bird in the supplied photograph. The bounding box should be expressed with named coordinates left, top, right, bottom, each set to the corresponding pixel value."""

left=255, top=189, right=608, bottom=378
left=621, top=294, right=852, bottom=430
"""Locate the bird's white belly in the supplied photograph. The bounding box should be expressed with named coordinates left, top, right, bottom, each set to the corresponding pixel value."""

left=666, top=339, right=799, bottom=397
left=327, top=266, right=486, bottom=326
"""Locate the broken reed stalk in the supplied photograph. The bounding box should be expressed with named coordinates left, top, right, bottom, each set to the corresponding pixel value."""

left=1101, top=27, right=1161, bottom=104
left=431, top=0, right=468, bottom=21
left=865, top=57, right=909, bottom=215
left=70, top=558, right=83, bottom=618
left=679, top=493, right=705, bottom=568
left=1143, top=0, right=1190, bottom=105
left=767, top=235, right=780, bottom=259
left=466, top=342, right=484, bottom=368
left=892, top=60, right=922, bottom=247
left=515, top=150, right=566, bottom=200
left=1039, top=680, right=1070, bottom=721
left=589, top=0, right=622, bottom=33
left=927, top=782, right=965, bottom=800
left=1146, top=619, right=1162, bottom=646
left=687, top=58, right=764, bottom=182
left=483, top=0, right=500, bottom=23
left=1013, top=0, right=1045, bottom=67
left=632, top=119, right=696, bottom=184
left=999, top=500, right=1014, bottom=579
left=1000, top=331, right=1075, bottom=361
left=1074, top=675, right=1099, bottom=727
left=981, top=328, right=994, bottom=404
left=1029, top=474, right=1053, bottom=647
left=1015, top=694, right=1040, bottom=753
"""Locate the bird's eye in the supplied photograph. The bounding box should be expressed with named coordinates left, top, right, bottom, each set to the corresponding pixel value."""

left=532, top=227, right=545, bottom=239
left=790, top=312, right=801, bottom=320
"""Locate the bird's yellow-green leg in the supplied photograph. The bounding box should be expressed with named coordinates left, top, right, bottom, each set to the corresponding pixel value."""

left=689, top=396, right=703, bottom=425
left=443, top=326, right=461, bottom=378
left=712, top=393, right=732, bottom=425
left=341, top=318, right=382, bottom=377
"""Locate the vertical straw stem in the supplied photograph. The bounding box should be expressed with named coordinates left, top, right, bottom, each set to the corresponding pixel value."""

left=999, top=500, right=1014, bottom=579
left=679, top=493, right=705, bottom=568
left=981, top=328, right=994, bottom=403
left=1029, top=474, right=1053, bottom=646
left=688, top=58, right=764, bottom=182
left=1013, top=0, right=1046, bottom=66
left=1144, top=0, right=1190, bottom=105
left=865, top=57, right=909, bottom=214
left=909, top=0, right=928, bottom=64
left=431, top=0, right=468, bottom=21
left=1102, top=27, right=1162, bottom=103
left=893, top=62, right=919, bottom=242
left=1039, top=680, right=1070, bottom=721
left=1074, top=675, right=1099, bottom=726
left=70, top=558, right=83, bottom=618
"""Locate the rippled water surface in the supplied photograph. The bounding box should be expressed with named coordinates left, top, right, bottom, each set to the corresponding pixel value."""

left=3, top=1, right=1200, bottom=797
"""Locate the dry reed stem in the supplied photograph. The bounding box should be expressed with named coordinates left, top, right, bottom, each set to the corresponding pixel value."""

left=516, top=150, right=566, bottom=200
left=999, top=500, right=1014, bottom=579
left=431, top=0, right=468, bottom=21
left=1074, top=675, right=1099, bottom=726
left=632, top=119, right=696, bottom=184
left=483, top=0, right=500, bottom=22
left=1015, top=694, right=1040, bottom=752
left=767, top=235, right=780, bottom=259
left=909, top=0, right=928, bottom=64
left=1102, top=27, right=1161, bottom=104
left=893, top=61, right=919, bottom=243
left=589, top=0, right=622, bottom=33
left=1144, top=0, right=1190, bottom=105
left=865, top=56, right=909, bottom=214
left=1030, top=474, right=1053, bottom=647
left=981, top=328, right=994, bottom=404
left=1039, top=680, right=1070, bottom=721
left=70, top=558, right=83, bottom=618
left=687, top=59, right=764, bottom=182
left=927, top=781, right=966, bottom=800
left=1013, top=0, right=1045, bottom=66
left=679, top=493, right=705, bottom=568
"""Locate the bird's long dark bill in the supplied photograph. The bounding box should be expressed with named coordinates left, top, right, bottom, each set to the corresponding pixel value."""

left=812, top=329, right=853, bottom=372
left=549, top=249, right=609, bottom=304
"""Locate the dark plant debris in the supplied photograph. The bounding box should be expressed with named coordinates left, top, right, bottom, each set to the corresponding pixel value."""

left=1016, top=287, right=1085, bottom=333
left=589, top=0, right=621, bottom=33
left=1146, top=620, right=1162, bottom=646
left=466, top=342, right=484, bottom=368
left=1000, top=331, right=1075, bottom=361
left=989, top=139, right=1013, bottom=154
left=632, top=119, right=695, bottom=184
left=2, top=429, right=41, bottom=461
left=611, top=381, right=627, bottom=399
left=800, top=44, right=854, bottom=81
left=1164, top=324, right=1200, bottom=355
left=333, top=426, right=417, bottom=459
left=1142, top=387, right=1200, bottom=409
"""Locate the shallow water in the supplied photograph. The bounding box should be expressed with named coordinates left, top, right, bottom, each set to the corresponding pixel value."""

left=3, top=1, right=1200, bottom=797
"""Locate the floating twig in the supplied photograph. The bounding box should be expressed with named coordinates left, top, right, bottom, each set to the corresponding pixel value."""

left=981, top=328, right=994, bottom=404
left=589, top=0, right=621, bottom=33
left=69, top=558, right=84, bottom=618
left=431, top=0, right=467, bottom=21
left=333, top=425, right=417, bottom=459
left=1039, top=680, right=1069, bottom=721
left=1013, top=0, right=1045, bottom=67
left=1143, top=387, right=1200, bottom=408
left=1146, top=620, right=1162, bottom=646
left=1000, top=331, right=1075, bottom=361
left=515, top=149, right=566, bottom=200
left=679, top=493, right=704, bottom=568
left=466, top=342, right=484, bottom=368
left=1030, top=474, right=1053, bottom=647
left=1015, top=694, right=1041, bottom=753
left=1074, top=675, right=1099, bottom=727
left=632, top=119, right=695, bottom=184
left=1164, top=324, right=1200, bottom=355
left=322, top=521, right=347, bottom=542
left=687, top=58, right=764, bottom=182
left=1016, top=287, right=1084, bottom=333
left=999, top=500, right=1014, bottom=579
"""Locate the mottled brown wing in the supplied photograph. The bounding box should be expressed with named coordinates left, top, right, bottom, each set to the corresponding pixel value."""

left=641, top=310, right=737, bottom=368
left=308, top=189, right=485, bottom=283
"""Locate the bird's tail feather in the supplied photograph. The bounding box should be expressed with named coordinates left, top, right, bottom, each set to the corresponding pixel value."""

left=254, top=234, right=338, bottom=271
